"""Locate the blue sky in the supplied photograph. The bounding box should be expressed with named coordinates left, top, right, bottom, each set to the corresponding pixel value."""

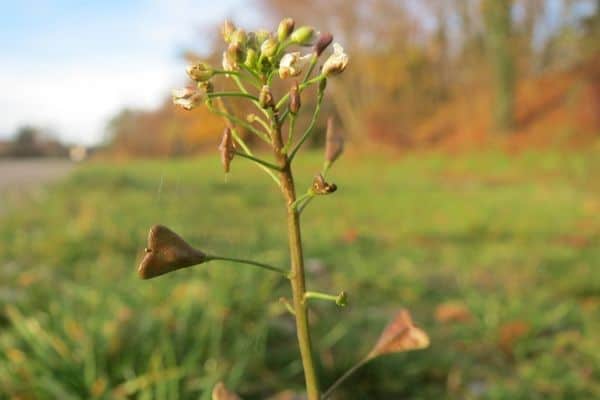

left=0, top=0, right=261, bottom=145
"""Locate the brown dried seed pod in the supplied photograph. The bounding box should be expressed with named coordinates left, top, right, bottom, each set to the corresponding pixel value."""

left=368, top=309, right=430, bottom=359
left=290, top=81, right=301, bottom=114
left=138, top=225, right=207, bottom=279
left=312, top=174, right=337, bottom=195
left=324, top=117, right=344, bottom=165
left=218, top=127, right=235, bottom=173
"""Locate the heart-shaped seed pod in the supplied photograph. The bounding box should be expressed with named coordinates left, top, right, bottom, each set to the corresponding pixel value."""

left=368, top=309, right=430, bottom=359
left=138, top=225, right=207, bottom=279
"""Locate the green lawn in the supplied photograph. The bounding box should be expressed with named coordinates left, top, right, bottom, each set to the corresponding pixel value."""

left=1, top=151, right=599, bottom=399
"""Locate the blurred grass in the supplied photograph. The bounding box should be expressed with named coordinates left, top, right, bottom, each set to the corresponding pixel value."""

left=1, top=150, right=599, bottom=399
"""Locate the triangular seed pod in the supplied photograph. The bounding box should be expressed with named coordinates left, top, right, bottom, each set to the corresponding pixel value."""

left=324, top=117, right=344, bottom=166
left=138, top=225, right=207, bottom=279
left=368, top=309, right=430, bottom=359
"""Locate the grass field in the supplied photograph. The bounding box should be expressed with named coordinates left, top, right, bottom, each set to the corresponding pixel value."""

left=1, top=150, right=599, bottom=399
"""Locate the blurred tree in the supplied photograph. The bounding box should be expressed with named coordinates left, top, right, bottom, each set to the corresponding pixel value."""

left=483, top=0, right=516, bottom=133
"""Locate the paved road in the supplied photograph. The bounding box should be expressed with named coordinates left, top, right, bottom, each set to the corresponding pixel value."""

left=0, top=158, right=74, bottom=211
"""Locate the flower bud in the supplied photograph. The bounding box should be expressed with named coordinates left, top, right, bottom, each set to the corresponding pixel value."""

left=221, top=20, right=236, bottom=43
left=230, top=28, right=247, bottom=47
left=186, top=62, right=214, bottom=82
left=322, top=43, right=349, bottom=76
left=290, top=26, right=315, bottom=45
left=260, top=37, right=278, bottom=58
left=228, top=42, right=244, bottom=63
left=255, top=29, right=271, bottom=46
left=218, top=127, right=235, bottom=173
left=277, top=17, right=295, bottom=42
left=312, top=174, right=337, bottom=195
left=244, top=48, right=257, bottom=69
left=336, top=291, right=348, bottom=307
left=324, top=117, right=344, bottom=165
left=259, top=85, right=274, bottom=109
left=314, top=32, right=333, bottom=56
left=246, top=113, right=257, bottom=123
left=368, top=309, right=430, bottom=360
left=172, top=87, right=205, bottom=111
left=279, top=52, right=312, bottom=79
left=138, top=225, right=207, bottom=279
left=289, top=82, right=301, bottom=114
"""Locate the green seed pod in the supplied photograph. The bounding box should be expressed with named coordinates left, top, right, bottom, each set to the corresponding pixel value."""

left=290, top=26, right=315, bottom=45
left=277, top=17, right=295, bottom=42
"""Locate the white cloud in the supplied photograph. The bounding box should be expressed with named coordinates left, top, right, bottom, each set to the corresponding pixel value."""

left=0, top=0, right=259, bottom=145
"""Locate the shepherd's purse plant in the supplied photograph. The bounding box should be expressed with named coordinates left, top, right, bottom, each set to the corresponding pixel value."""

left=137, top=18, right=429, bottom=399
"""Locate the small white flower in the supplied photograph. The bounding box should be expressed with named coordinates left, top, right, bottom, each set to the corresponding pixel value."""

left=172, top=87, right=205, bottom=110
left=279, top=52, right=312, bottom=79
left=322, top=43, right=349, bottom=76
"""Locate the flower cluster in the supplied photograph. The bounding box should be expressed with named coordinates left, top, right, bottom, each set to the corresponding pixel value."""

left=172, top=18, right=348, bottom=112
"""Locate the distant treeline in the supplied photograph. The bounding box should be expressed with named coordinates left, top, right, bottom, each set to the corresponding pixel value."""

left=0, top=126, right=69, bottom=158
left=105, top=0, right=600, bottom=157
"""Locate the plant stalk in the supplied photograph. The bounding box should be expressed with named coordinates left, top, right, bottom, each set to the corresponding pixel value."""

left=271, top=110, right=321, bottom=400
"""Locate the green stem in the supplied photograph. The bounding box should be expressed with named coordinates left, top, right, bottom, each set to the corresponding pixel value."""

left=304, top=291, right=338, bottom=303
left=232, top=75, right=270, bottom=119
left=289, top=87, right=325, bottom=161
left=290, top=191, right=314, bottom=211
left=271, top=109, right=321, bottom=400
left=229, top=127, right=281, bottom=187
left=208, top=105, right=270, bottom=143
left=298, top=196, right=315, bottom=214
left=207, top=255, right=287, bottom=275
left=285, top=114, right=297, bottom=152
left=322, top=357, right=370, bottom=400
left=207, top=91, right=259, bottom=101
left=234, top=151, right=282, bottom=171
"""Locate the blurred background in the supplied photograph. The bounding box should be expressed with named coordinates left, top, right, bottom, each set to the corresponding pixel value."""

left=1, top=1, right=599, bottom=399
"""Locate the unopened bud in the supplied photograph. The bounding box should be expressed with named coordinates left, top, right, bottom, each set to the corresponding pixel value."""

left=260, top=37, right=278, bottom=58
left=290, top=82, right=301, bottom=114
left=259, top=85, right=274, bottom=109
left=218, top=127, right=235, bottom=173
left=255, top=29, right=271, bottom=46
left=277, top=17, right=295, bottom=42
left=368, top=309, right=430, bottom=360
left=314, top=32, right=333, bottom=56
left=244, top=48, right=257, bottom=68
left=230, top=29, right=247, bottom=47
left=312, top=174, right=337, bottom=195
left=290, top=26, right=315, bottom=45
left=227, top=42, right=244, bottom=63
left=246, top=113, right=257, bottom=123
left=186, top=62, right=214, bottom=82
left=221, top=20, right=236, bottom=43
left=324, top=117, right=344, bottom=165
